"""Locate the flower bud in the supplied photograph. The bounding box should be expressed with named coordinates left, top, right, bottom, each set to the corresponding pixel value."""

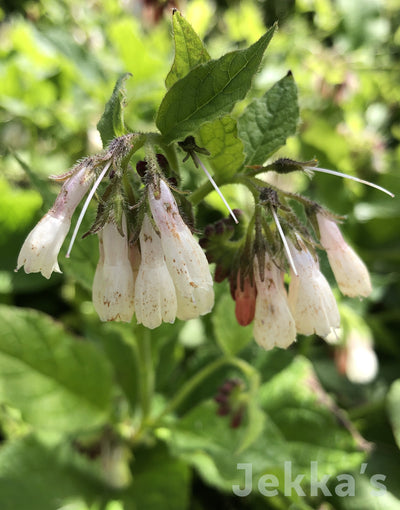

left=253, top=255, right=296, bottom=349
left=317, top=213, right=372, bottom=298
left=16, top=165, right=93, bottom=279
left=92, top=216, right=135, bottom=322
left=149, top=179, right=214, bottom=320
left=134, top=215, right=177, bottom=329
left=234, top=273, right=256, bottom=326
left=288, top=239, right=340, bottom=338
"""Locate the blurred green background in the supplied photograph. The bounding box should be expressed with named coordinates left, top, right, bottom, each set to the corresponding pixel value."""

left=0, top=0, right=400, bottom=509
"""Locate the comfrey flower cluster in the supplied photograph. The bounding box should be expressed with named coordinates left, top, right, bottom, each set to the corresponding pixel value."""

left=200, top=157, right=393, bottom=351
left=16, top=137, right=213, bottom=329
left=16, top=132, right=392, bottom=350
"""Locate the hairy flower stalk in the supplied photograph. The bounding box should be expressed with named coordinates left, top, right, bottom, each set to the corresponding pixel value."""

left=134, top=214, right=177, bottom=328
left=253, top=255, right=297, bottom=349
left=92, top=216, right=135, bottom=322
left=288, top=238, right=340, bottom=337
left=316, top=213, right=372, bottom=298
left=149, top=179, right=214, bottom=320
left=16, top=164, right=94, bottom=279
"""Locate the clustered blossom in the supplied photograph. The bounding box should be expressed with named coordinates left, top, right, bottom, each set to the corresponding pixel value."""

left=16, top=135, right=388, bottom=352
left=16, top=153, right=214, bottom=328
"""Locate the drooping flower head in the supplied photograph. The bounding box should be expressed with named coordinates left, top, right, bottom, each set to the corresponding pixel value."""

left=288, top=237, right=340, bottom=338
left=134, top=214, right=177, bottom=329
left=316, top=212, right=372, bottom=298
left=253, top=253, right=297, bottom=349
left=92, top=215, right=135, bottom=322
left=16, top=163, right=94, bottom=279
left=148, top=178, right=214, bottom=320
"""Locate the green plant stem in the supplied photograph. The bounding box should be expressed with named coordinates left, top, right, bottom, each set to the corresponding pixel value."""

left=135, top=327, right=154, bottom=423
left=188, top=179, right=214, bottom=206
left=151, top=355, right=257, bottom=425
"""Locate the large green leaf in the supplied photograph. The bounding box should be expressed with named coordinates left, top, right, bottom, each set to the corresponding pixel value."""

left=156, top=25, right=276, bottom=144
left=0, top=306, right=113, bottom=434
left=97, top=73, right=131, bottom=147
left=167, top=356, right=364, bottom=494
left=238, top=72, right=299, bottom=165
left=198, top=116, right=245, bottom=180
left=0, top=435, right=111, bottom=510
left=165, top=10, right=211, bottom=89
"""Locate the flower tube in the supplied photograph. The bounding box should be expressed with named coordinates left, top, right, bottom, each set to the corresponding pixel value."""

left=16, top=165, right=94, bottom=279
left=134, top=214, right=177, bottom=329
left=149, top=179, right=214, bottom=320
left=288, top=239, right=340, bottom=337
left=253, top=255, right=296, bottom=349
left=317, top=213, right=372, bottom=298
left=92, top=216, right=135, bottom=322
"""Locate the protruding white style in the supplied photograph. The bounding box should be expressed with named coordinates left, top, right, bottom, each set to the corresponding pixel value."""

left=253, top=255, right=297, bottom=350
left=288, top=238, right=340, bottom=337
left=193, top=153, right=238, bottom=224
left=317, top=213, right=372, bottom=298
left=134, top=215, right=178, bottom=329
left=304, top=165, right=394, bottom=197
left=92, top=216, right=135, bottom=322
left=149, top=179, right=214, bottom=320
left=345, top=332, right=378, bottom=384
left=16, top=164, right=93, bottom=279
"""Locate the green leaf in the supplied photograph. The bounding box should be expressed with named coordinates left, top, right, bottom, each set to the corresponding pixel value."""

left=387, top=379, right=400, bottom=449
left=212, top=292, right=253, bottom=356
left=165, top=10, right=211, bottom=89
left=156, top=25, right=276, bottom=144
left=0, top=306, right=113, bottom=434
left=167, top=356, right=364, bottom=493
left=97, top=73, right=131, bottom=147
left=0, top=435, right=110, bottom=510
left=122, top=442, right=191, bottom=510
left=197, top=116, right=245, bottom=180
left=238, top=72, right=299, bottom=165
left=258, top=357, right=365, bottom=475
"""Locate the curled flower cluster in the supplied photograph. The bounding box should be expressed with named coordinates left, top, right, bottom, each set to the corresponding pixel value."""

left=202, top=203, right=374, bottom=351
left=17, top=152, right=213, bottom=329
left=16, top=135, right=389, bottom=349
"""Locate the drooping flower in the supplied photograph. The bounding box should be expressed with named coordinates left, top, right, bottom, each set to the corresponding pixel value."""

left=92, top=216, right=135, bottom=322
left=16, top=164, right=94, bottom=278
left=149, top=179, right=214, bottom=320
left=317, top=213, right=372, bottom=298
left=344, top=331, right=378, bottom=384
left=134, top=214, right=177, bottom=329
left=288, top=238, right=340, bottom=338
left=253, top=254, right=297, bottom=349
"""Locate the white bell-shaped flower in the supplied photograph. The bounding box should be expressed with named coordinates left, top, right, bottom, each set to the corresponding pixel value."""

left=345, top=331, right=378, bottom=384
left=16, top=165, right=93, bottom=279
left=134, top=215, right=178, bottom=329
left=149, top=180, right=214, bottom=320
left=253, top=255, right=296, bottom=350
left=317, top=213, right=372, bottom=298
left=92, top=216, right=135, bottom=322
left=288, top=239, right=340, bottom=337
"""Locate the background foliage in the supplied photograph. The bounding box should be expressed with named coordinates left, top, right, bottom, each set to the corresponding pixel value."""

left=0, top=0, right=400, bottom=508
